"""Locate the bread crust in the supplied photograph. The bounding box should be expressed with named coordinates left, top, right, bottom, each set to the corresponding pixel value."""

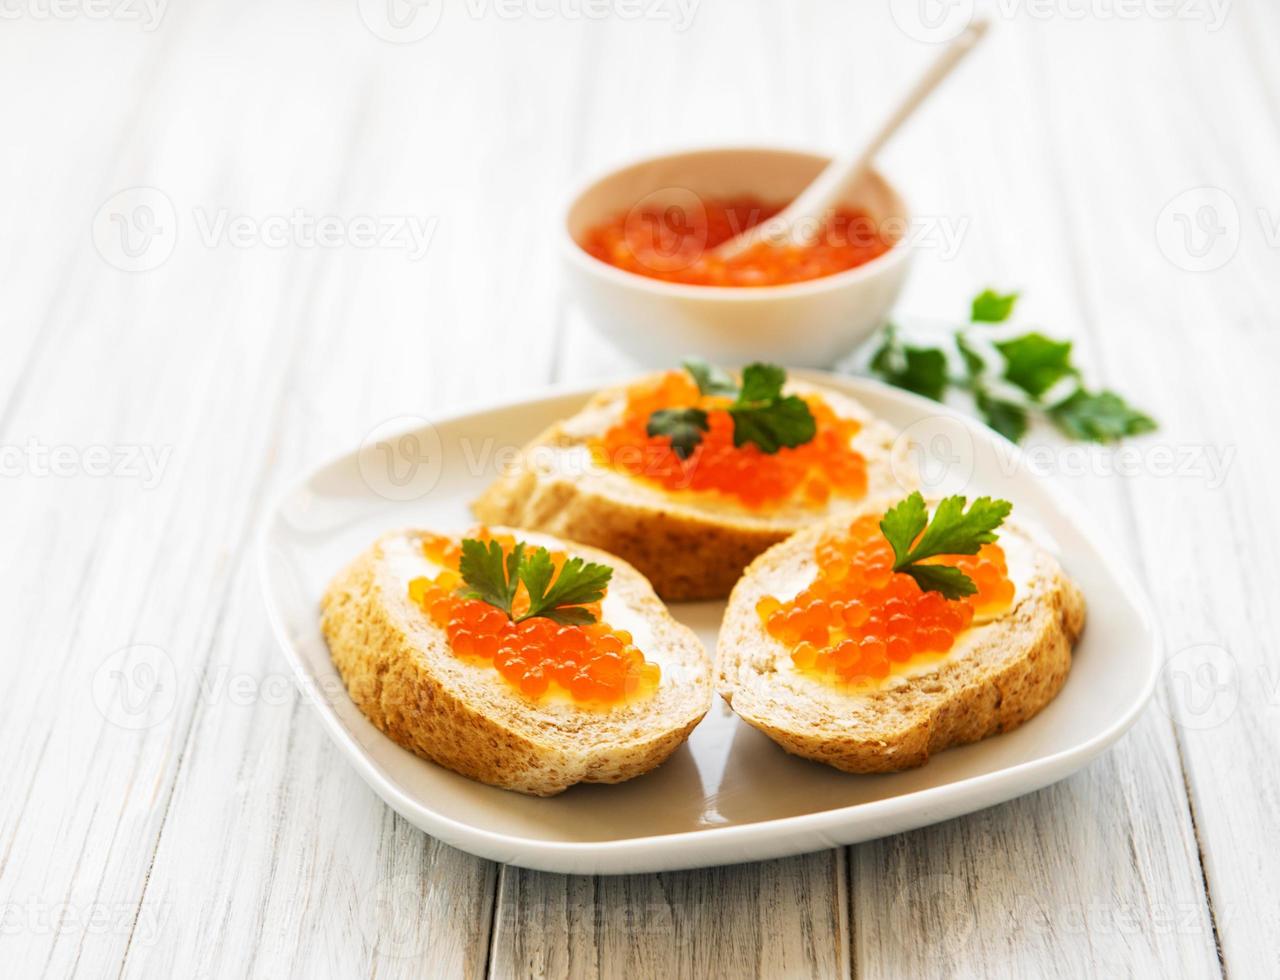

left=321, top=529, right=712, bottom=796
left=472, top=378, right=916, bottom=600
left=475, top=458, right=787, bottom=600
left=715, top=518, right=1086, bottom=773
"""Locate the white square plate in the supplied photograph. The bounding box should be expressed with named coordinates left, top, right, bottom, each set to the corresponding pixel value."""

left=259, top=372, right=1159, bottom=874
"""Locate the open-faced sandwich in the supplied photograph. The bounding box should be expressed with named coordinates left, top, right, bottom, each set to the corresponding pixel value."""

left=321, top=527, right=712, bottom=796
left=716, top=492, right=1085, bottom=772
left=473, top=361, right=915, bottom=600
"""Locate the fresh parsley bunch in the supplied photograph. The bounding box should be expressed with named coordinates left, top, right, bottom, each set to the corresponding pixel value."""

left=646, top=360, right=817, bottom=459
left=868, top=290, right=1156, bottom=443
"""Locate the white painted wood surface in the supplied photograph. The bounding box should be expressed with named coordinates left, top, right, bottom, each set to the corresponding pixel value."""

left=0, top=1, right=1272, bottom=976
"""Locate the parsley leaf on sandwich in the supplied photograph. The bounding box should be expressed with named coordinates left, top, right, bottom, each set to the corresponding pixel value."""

left=727, top=363, right=817, bottom=453
left=682, top=357, right=738, bottom=396
left=646, top=360, right=817, bottom=458
left=735, top=361, right=787, bottom=402
left=879, top=491, right=1012, bottom=599
left=458, top=538, right=523, bottom=614
left=517, top=549, right=613, bottom=625
left=730, top=395, right=816, bottom=453
left=459, top=537, right=613, bottom=624
left=646, top=407, right=709, bottom=460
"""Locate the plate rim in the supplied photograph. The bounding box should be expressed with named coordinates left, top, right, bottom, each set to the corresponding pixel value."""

left=257, top=370, right=1162, bottom=873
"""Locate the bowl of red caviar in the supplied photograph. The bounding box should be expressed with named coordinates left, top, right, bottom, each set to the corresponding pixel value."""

left=563, top=146, right=912, bottom=367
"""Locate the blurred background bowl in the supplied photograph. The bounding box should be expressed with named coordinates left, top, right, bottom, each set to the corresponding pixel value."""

left=562, top=146, right=912, bottom=368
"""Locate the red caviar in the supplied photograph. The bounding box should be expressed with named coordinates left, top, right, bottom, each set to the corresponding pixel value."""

left=757, top=514, right=1015, bottom=686
left=595, top=371, right=867, bottom=509
left=580, top=196, right=893, bottom=287
left=408, top=531, right=661, bottom=706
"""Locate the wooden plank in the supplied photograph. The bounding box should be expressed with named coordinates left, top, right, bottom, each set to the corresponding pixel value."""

left=110, top=6, right=592, bottom=980
left=0, top=1, right=577, bottom=976
left=853, top=740, right=1217, bottom=978
left=108, top=253, right=504, bottom=979
left=0, top=11, right=336, bottom=964
left=489, top=853, right=848, bottom=979
left=1021, top=2, right=1280, bottom=975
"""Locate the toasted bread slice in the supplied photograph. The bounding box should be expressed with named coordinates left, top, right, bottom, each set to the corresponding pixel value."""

left=716, top=517, right=1085, bottom=773
left=473, top=375, right=915, bottom=601
left=321, top=527, right=712, bottom=796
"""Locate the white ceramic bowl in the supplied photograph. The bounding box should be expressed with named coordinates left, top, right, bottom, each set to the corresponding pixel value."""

left=562, top=146, right=913, bottom=368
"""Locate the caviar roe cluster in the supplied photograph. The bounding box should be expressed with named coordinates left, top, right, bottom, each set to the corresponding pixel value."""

left=407, top=532, right=661, bottom=706
left=596, top=371, right=868, bottom=509
left=756, top=515, right=1016, bottom=686
left=579, top=196, right=893, bottom=287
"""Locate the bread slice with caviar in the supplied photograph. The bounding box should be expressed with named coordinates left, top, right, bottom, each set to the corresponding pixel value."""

left=321, top=526, right=712, bottom=796
left=716, top=493, right=1085, bottom=773
left=473, top=361, right=916, bottom=601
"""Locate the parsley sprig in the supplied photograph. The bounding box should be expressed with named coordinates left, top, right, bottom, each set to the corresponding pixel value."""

left=458, top=537, right=612, bottom=625
left=879, top=491, right=1012, bottom=599
left=868, top=290, right=1155, bottom=444
left=645, top=407, right=708, bottom=459
left=645, top=360, right=817, bottom=459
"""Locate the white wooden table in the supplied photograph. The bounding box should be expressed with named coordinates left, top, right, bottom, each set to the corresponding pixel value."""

left=2, top=1, right=1276, bottom=976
